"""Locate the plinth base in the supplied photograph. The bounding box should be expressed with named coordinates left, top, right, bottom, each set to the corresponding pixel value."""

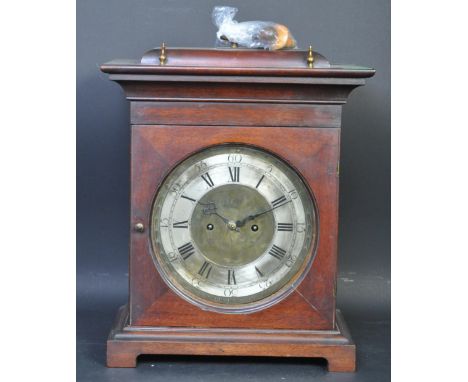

left=107, top=305, right=356, bottom=372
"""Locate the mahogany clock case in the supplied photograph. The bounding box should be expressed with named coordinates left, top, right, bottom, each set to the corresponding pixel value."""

left=100, top=46, right=374, bottom=371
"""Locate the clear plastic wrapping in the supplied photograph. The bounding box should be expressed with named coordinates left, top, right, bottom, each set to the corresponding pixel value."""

left=212, top=6, right=297, bottom=50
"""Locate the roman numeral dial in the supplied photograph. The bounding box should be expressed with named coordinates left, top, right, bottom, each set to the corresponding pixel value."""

left=201, top=172, right=214, bottom=188
left=255, top=266, right=264, bottom=278
left=150, top=144, right=317, bottom=312
left=227, top=270, right=236, bottom=285
left=228, top=166, right=240, bottom=182
left=271, top=195, right=287, bottom=208
left=277, top=223, right=293, bottom=231
left=198, top=261, right=213, bottom=279
left=269, top=245, right=287, bottom=261
left=173, top=220, right=189, bottom=229
left=181, top=195, right=196, bottom=202
left=178, top=242, right=195, bottom=260
left=255, top=175, right=265, bottom=189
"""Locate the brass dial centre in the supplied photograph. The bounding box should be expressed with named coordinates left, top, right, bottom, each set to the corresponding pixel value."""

left=190, top=184, right=275, bottom=267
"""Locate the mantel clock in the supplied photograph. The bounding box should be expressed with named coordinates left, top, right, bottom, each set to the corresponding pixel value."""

left=100, top=46, right=375, bottom=372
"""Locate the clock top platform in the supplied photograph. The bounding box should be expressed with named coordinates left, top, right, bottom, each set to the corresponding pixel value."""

left=100, top=47, right=375, bottom=80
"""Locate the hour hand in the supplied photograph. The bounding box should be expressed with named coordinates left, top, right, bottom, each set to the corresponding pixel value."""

left=201, top=202, right=230, bottom=224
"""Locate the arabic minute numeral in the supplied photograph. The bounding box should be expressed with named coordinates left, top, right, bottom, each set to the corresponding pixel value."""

left=227, top=154, right=242, bottom=163
left=191, top=277, right=201, bottom=288
left=195, top=161, right=208, bottom=172
left=171, top=184, right=181, bottom=194
left=224, top=288, right=237, bottom=297
left=167, top=252, right=177, bottom=261
left=289, top=189, right=298, bottom=199
left=259, top=279, right=272, bottom=290
left=285, top=254, right=297, bottom=268
left=296, top=223, right=306, bottom=233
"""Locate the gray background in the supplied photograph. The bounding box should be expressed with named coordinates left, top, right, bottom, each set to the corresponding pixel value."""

left=77, top=0, right=390, bottom=380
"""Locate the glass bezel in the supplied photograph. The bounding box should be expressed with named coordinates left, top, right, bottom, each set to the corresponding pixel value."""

left=149, top=143, right=320, bottom=314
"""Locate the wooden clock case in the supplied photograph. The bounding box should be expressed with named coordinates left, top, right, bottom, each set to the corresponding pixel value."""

left=100, top=48, right=374, bottom=372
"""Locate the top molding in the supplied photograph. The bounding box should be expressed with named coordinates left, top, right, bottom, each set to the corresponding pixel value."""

left=101, top=47, right=375, bottom=79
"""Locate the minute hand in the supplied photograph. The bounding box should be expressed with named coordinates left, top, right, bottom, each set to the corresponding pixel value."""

left=236, top=199, right=292, bottom=228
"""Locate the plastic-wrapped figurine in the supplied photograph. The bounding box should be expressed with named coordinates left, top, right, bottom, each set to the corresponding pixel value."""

left=212, top=6, right=297, bottom=50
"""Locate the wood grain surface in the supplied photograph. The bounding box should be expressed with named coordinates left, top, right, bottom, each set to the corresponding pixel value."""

left=101, top=49, right=374, bottom=371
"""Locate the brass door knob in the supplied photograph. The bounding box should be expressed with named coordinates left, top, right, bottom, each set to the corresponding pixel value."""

left=134, top=223, right=145, bottom=233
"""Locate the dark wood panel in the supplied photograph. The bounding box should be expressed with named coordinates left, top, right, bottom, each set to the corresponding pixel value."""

left=129, top=125, right=340, bottom=330
left=130, top=102, right=341, bottom=127
left=108, top=305, right=356, bottom=371
left=119, top=81, right=355, bottom=104
left=110, top=73, right=367, bottom=87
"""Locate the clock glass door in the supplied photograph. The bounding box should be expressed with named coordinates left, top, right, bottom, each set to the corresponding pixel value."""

left=150, top=144, right=318, bottom=313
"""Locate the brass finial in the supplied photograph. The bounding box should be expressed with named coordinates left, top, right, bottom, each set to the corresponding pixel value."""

left=307, top=45, right=314, bottom=68
left=159, top=43, right=167, bottom=65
